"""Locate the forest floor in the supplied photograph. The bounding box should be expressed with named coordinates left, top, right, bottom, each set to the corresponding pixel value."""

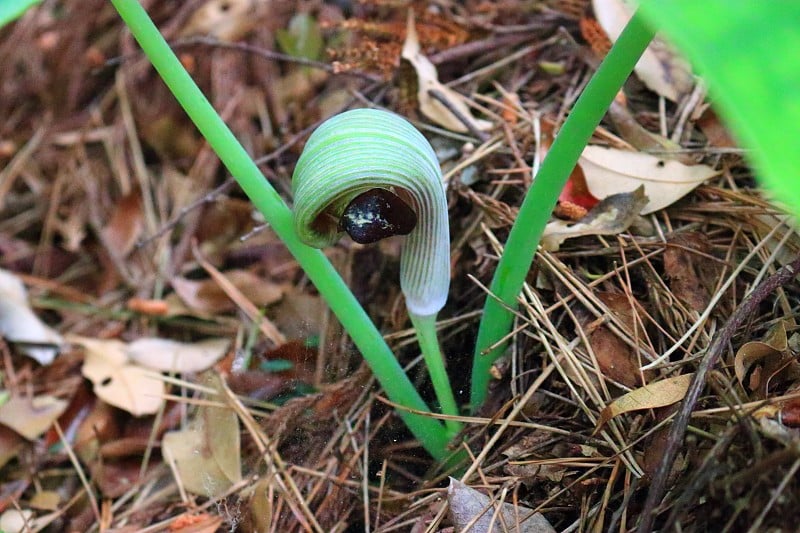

left=1, top=1, right=799, bottom=532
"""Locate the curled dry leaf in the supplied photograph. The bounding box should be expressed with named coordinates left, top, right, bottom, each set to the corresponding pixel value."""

left=0, top=395, right=68, bottom=440
left=734, top=321, right=800, bottom=397
left=448, top=478, right=556, bottom=533
left=595, top=373, right=693, bottom=434
left=127, top=337, right=230, bottom=373
left=0, top=268, right=63, bottom=365
left=72, top=336, right=164, bottom=416
left=592, top=0, right=694, bottom=101
left=401, top=12, right=491, bottom=133
left=162, top=374, right=241, bottom=497
left=541, top=186, right=649, bottom=251
left=580, top=145, right=719, bottom=214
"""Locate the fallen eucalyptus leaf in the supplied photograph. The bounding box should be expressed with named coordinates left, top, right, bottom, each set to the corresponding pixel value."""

left=580, top=145, right=719, bottom=214
left=448, top=478, right=555, bottom=533
left=595, top=373, right=693, bottom=434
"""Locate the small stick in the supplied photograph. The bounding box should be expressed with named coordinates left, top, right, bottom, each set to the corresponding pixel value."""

left=428, top=34, right=533, bottom=65
left=428, top=88, right=490, bottom=142
left=103, top=35, right=382, bottom=82
left=637, top=253, right=800, bottom=532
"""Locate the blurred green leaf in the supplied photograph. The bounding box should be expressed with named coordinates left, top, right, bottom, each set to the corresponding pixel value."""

left=638, top=2, right=800, bottom=216
left=0, top=0, right=40, bottom=29
left=275, top=13, right=323, bottom=61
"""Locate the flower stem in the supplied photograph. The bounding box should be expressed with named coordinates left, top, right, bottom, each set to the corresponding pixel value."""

left=409, top=312, right=462, bottom=438
left=470, top=9, right=656, bottom=411
left=109, top=0, right=451, bottom=460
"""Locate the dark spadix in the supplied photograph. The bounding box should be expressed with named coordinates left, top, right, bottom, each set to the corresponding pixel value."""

left=340, top=188, right=417, bottom=244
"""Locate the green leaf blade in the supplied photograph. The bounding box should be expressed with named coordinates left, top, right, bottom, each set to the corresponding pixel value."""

left=638, top=1, right=800, bottom=214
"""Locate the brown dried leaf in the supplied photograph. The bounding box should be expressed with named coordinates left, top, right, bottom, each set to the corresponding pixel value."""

left=595, top=373, right=693, bottom=434
left=271, top=288, right=326, bottom=340
left=245, top=477, right=273, bottom=533
left=589, top=292, right=647, bottom=388
left=74, top=400, right=120, bottom=463
left=193, top=244, right=286, bottom=345
left=664, top=232, right=714, bottom=312
left=91, top=457, right=145, bottom=499
left=171, top=270, right=283, bottom=314
left=696, top=107, right=738, bottom=148
left=101, top=191, right=143, bottom=258
left=734, top=321, right=800, bottom=397
left=607, top=99, right=687, bottom=159
left=777, top=398, right=800, bottom=428
left=0, top=425, right=25, bottom=470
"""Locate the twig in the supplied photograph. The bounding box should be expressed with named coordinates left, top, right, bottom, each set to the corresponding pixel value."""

left=428, top=88, right=490, bottom=142
left=135, top=178, right=235, bottom=247
left=637, top=253, right=800, bottom=532
left=103, top=35, right=382, bottom=82
left=428, top=33, right=533, bottom=65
